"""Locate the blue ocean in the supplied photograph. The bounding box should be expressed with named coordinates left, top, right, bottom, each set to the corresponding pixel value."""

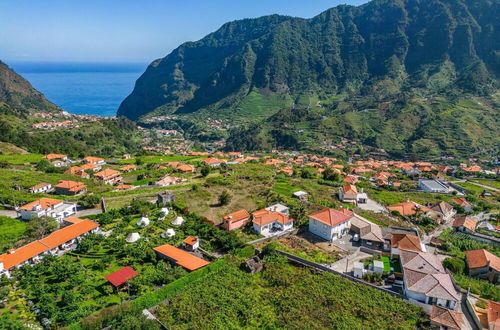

left=10, top=62, right=147, bottom=117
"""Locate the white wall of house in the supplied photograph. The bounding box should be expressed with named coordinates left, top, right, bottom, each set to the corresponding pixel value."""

left=308, top=218, right=350, bottom=241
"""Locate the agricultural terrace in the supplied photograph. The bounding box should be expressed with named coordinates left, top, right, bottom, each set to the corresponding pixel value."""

left=2, top=200, right=243, bottom=327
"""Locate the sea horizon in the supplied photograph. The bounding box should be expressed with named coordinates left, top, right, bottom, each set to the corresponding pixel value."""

left=9, top=61, right=147, bottom=117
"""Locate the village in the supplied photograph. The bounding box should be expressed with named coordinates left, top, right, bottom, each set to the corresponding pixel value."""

left=0, top=150, right=498, bottom=329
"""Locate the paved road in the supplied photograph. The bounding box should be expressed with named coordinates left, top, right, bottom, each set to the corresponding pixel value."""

left=0, top=210, right=18, bottom=218
left=74, top=208, right=102, bottom=217
left=466, top=181, right=499, bottom=192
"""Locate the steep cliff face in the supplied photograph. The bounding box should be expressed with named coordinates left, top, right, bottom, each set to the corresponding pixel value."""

left=118, top=0, right=498, bottom=120
left=0, top=61, right=60, bottom=116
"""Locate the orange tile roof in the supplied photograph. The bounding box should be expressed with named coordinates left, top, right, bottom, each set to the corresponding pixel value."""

left=343, top=175, right=358, bottom=184
left=430, top=305, right=462, bottom=329
left=203, top=158, right=225, bottom=165
left=153, top=244, right=210, bottom=271
left=342, top=184, right=358, bottom=195
left=116, top=184, right=134, bottom=190
left=308, top=208, right=353, bottom=227
left=177, top=164, right=194, bottom=172
left=391, top=234, right=422, bottom=252
left=465, top=249, right=500, bottom=272
left=0, top=218, right=98, bottom=270
left=120, top=165, right=137, bottom=172
left=452, top=217, right=477, bottom=231
left=84, top=156, right=104, bottom=163
left=95, top=169, right=121, bottom=179
left=0, top=241, right=50, bottom=270
left=105, top=266, right=138, bottom=287
left=386, top=201, right=430, bottom=216
left=44, top=153, right=66, bottom=160
left=80, top=163, right=96, bottom=171
left=252, top=209, right=293, bottom=226
left=20, top=198, right=63, bottom=211
left=487, top=300, right=500, bottom=329
left=40, top=219, right=99, bottom=249
left=183, top=236, right=198, bottom=246
left=29, top=183, right=51, bottom=191
left=55, top=180, right=86, bottom=192
left=223, top=209, right=250, bottom=223
left=451, top=197, right=471, bottom=208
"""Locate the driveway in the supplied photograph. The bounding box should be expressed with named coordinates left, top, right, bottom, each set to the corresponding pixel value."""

left=74, top=208, right=102, bottom=217
left=327, top=249, right=371, bottom=273
left=0, top=210, right=18, bottom=218
left=356, top=198, right=386, bottom=213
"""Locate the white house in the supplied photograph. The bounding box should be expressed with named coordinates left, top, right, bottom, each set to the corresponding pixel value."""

left=252, top=208, right=293, bottom=236
left=308, top=208, right=353, bottom=241
left=183, top=236, right=200, bottom=251
left=19, top=198, right=77, bottom=222
left=161, top=229, right=176, bottom=238
left=28, top=183, right=53, bottom=194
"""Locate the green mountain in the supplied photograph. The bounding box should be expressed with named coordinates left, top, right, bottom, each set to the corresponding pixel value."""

left=0, top=61, right=60, bottom=116
left=118, top=0, right=498, bottom=121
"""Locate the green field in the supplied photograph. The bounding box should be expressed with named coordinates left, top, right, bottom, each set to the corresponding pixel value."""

left=151, top=255, right=424, bottom=329
left=0, top=216, right=27, bottom=252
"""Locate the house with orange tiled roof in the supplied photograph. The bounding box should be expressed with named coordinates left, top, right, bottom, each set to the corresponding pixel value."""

left=182, top=236, right=200, bottom=251
left=44, top=153, right=67, bottom=161
left=386, top=200, right=431, bottom=217
left=343, top=175, right=358, bottom=184
left=222, top=209, right=250, bottom=231
left=338, top=184, right=366, bottom=204
left=308, top=208, right=353, bottom=241
left=19, top=198, right=77, bottom=222
left=390, top=234, right=425, bottom=257
left=28, top=183, right=53, bottom=194
left=277, top=166, right=293, bottom=176
left=203, top=157, right=225, bottom=167
left=94, top=169, right=122, bottom=185
left=115, top=184, right=135, bottom=191
left=452, top=216, right=477, bottom=233
left=156, top=175, right=183, bottom=187
left=463, top=165, right=482, bottom=173
left=80, top=163, right=99, bottom=172
left=84, top=156, right=106, bottom=165
left=176, top=164, right=195, bottom=173
left=252, top=204, right=293, bottom=236
left=451, top=197, right=473, bottom=213
left=264, top=159, right=283, bottom=166
left=120, top=164, right=137, bottom=173
left=65, top=166, right=90, bottom=179
left=153, top=244, right=210, bottom=271
left=0, top=218, right=99, bottom=278
left=55, top=180, right=86, bottom=196
left=465, top=249, right=499, bottom=284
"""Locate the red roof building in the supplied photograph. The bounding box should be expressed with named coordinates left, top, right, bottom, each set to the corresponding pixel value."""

left=105, top=266, right=138, bottom=287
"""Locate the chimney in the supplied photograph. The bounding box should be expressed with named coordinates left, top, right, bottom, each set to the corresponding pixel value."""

left=7, top=249, right=15, bottom=255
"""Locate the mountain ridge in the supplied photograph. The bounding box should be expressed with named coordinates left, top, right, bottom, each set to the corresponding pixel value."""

left=0, top=60, right=61, bottom=116
left=118, top=0, right=499, bottom=120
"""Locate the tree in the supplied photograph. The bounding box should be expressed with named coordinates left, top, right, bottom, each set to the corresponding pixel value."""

left=300, top=168, right=315, bottom=179
left=322, top=168, right=340, bottom=182
left=27, top=216, right=58, bottom=240
left=201, top=166, right=211, bottom=177
left=442, top=257, right=465, bottom=274
left=218, top=191, right=231, bottom=206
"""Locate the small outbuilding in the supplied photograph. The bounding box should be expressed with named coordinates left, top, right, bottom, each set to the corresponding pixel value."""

left=161, top=228, right=176, bottom=238
left=105, top=266, right=138, bottom=289
left=136, top=216, right=150, bottom=227
left=172, top=216, right=185, bottom=226
left=125, top=232, right=141, bottom=243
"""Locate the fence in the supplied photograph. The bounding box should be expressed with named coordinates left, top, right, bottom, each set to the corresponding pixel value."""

left=275, top=249, right=405, bottom=300
left=245, top=229, right=298, bottom=245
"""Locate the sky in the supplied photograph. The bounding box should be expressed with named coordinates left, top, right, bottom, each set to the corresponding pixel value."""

left=0, top=0, right=366, bottom=64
